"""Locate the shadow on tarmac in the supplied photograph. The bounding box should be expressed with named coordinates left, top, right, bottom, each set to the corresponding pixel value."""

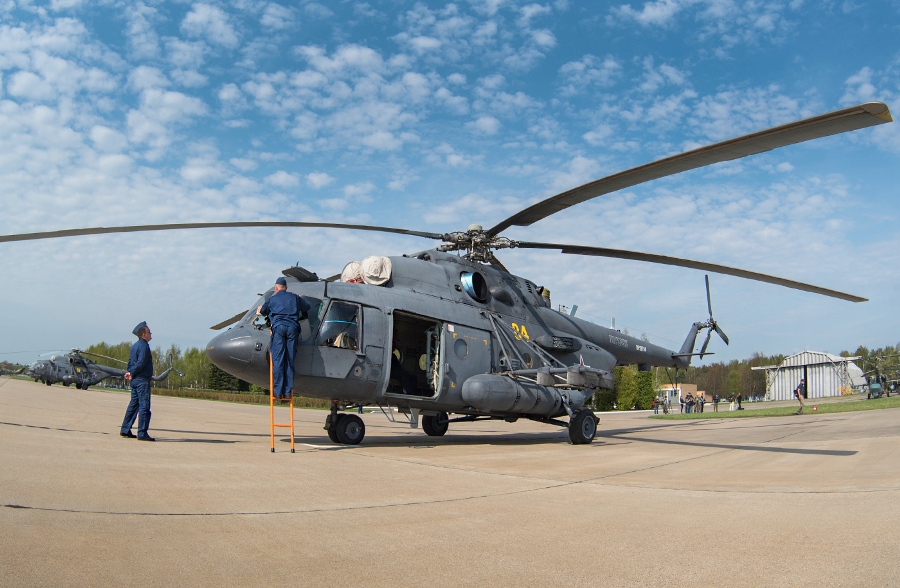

left=601, top=433, right=856, bottom=456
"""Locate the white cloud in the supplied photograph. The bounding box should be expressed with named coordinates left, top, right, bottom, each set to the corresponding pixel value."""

left=295, top=44, right=385, bottom=76
left=229, top=157, right=257, bottom=171
left=583, top=124, right=613, bottom=146
left=466, top=115, right=501, bottom=135
left=265, top=171, right=300, bottom=187
left=166, top=38, right=205, bottom=69
left=343, top=181, right=375, bottom=197
left=261, top=3, right=296, bottom=31
left=306, top=172, right=335, bottom=188
left=558, top=54, right=621, bottom=95
left=181, top=3, right=239, bottom=49
left=612, top=0, right=682, bottom=26
left=90, top=125, right=127, bottom=152
left=125, top=2, right=159, bottom=59
left=218, top=83, right=242, bottom=101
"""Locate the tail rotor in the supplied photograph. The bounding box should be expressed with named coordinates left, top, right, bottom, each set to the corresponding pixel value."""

left=699, top=275, right=729, bottom=358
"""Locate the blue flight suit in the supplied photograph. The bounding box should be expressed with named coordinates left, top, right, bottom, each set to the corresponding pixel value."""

left=261, top=290, right=310, bottom=398
left=121, top=338, right=153, bottom=438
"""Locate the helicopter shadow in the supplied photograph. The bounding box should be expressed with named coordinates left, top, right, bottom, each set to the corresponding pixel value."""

left=287, top=430, right=583, bottom=449
left=599, top=432, right=856, bottom=457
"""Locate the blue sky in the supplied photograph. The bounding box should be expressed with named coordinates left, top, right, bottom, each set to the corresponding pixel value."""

left=1, top=0, right=899, bottom=367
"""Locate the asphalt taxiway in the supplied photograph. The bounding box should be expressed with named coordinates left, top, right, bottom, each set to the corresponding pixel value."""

left=2, top=376, right=899, bottom=587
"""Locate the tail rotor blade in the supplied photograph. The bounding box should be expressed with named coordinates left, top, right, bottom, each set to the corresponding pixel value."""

left=714, top=324, right=730, bottom=346
left=699, top=330, right=712, bottom=358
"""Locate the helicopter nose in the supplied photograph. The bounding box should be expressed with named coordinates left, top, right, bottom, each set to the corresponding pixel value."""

left=206, top=328, right=257, bottom=377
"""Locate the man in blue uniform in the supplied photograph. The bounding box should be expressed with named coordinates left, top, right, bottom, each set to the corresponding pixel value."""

left=120, top=321, right=155, bottom=441
left=258, top=277, right=310, bottom=400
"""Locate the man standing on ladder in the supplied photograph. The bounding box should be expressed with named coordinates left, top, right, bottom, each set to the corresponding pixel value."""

left=258, top=277, right=310, bottom=401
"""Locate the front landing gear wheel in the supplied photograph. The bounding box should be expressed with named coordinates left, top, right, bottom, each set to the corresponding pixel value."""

left=422, top=412, right=449, bottom=436
left=336, top=414, right=365, bottom=445
left=568, top=409, right=597, bottom=445
left=327, top=414, right=345, bottom=443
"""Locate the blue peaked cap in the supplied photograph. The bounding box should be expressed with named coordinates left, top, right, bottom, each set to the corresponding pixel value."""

left=132, top=321, right=148, bottom=336
left=275, top=276, right=287, bottom=286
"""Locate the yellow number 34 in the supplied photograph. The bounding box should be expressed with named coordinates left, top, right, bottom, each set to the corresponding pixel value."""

left=511, top=322, right=530, bottom=341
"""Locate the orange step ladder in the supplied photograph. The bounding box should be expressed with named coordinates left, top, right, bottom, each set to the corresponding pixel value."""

left=268, top=352, right=295, bottom=453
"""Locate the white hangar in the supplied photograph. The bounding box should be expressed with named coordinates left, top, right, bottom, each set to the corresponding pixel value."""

left=752, top=351, right=864, bottom=401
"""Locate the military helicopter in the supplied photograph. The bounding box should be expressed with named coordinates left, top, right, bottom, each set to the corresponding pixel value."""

left=860, top=355, right=900, bottom=399
left=0, top=363, right=26, bottom=376
left=0, top=102, right=892, bottom=445
left=27, top=349, right=183, bottom=389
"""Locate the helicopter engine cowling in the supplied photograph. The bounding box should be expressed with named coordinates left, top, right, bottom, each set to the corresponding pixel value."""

left=461, top=374, right=564, bottom=417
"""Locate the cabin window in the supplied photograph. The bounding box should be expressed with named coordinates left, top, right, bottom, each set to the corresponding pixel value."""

left=316, top=301, right=361, bottom=351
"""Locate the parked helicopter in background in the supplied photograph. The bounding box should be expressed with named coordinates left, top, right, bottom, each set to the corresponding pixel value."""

left=0, top=363, right=26, bottom=376
left=1, top=102, right=892, bottom=444
left=28, top=349, right=183, bottom=389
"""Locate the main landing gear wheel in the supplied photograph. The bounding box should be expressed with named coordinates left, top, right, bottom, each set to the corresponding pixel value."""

left=75, top=383, right=81, bottom=389
left=327, top=414, right=345, bottom=443
left=422, top=412, right=449, bottom=436
left=336, top=414, right=365, bottom=445
left=568, top=409, right=597, bottom=445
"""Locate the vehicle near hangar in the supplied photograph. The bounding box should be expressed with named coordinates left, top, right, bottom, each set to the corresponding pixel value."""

left=1, top=102, right=893, bottom=445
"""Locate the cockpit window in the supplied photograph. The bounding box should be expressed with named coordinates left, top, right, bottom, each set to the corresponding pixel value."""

left=316, top=301, right=361, bottom=351
left=242, top=290, right=275, bottom=326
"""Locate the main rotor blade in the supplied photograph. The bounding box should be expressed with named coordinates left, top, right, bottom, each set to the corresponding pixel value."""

left=78, top=351, right=128, bottom=365
left=0, top=222, right=445, bottom=244
left=705, top=274, right=713, bottom=318
left=514, top=241, right=867, bottom=302
left=210, top=310, right=248, bottom=331
left=487, top=102, right=892, bottom=236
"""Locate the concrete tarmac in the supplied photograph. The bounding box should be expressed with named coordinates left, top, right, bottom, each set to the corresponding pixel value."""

left=2, top=376, right=899, bottom=587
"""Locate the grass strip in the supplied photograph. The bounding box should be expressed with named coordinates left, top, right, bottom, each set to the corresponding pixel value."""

left=650, top=395, right=900, bottom=419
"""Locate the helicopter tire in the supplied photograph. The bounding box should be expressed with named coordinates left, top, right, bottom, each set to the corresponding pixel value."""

left=82, top=384, right=88, bottom=390
left=568, top=409, right=598, bottom=445
left=75, top=383, right=81, bottom=389
left=327, top=414, right=344, bottom=443
left=336, top=414, right=365, bottom=445
left=422, top=412, right=449, bottom=436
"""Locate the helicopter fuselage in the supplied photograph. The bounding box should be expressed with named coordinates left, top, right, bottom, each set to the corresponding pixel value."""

left=207, top=251, right=695, bottom=423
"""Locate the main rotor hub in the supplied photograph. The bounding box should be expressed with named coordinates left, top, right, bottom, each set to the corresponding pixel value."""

left=439, top=227, right=518, bottom=263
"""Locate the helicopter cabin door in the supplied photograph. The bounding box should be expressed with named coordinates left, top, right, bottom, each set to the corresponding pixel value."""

left=386, top=311, right=449, bottom=400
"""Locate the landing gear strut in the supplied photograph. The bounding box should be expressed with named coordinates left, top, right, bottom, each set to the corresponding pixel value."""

left=568, top=409, right=597, bottom=445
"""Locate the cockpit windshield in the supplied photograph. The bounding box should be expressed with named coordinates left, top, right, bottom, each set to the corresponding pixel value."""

left=241, top=290, right=274, bottom=326
left=316, top=301, right=361, bottom=351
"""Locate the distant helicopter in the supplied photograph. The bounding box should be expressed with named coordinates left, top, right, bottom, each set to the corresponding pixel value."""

left=28, top=350, right=183, bottom=390
left=0, top=102, right=892, bottom=445
left=0, top=364, right=26, bottom=376
left=861, top=355, right=900, bottom=399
